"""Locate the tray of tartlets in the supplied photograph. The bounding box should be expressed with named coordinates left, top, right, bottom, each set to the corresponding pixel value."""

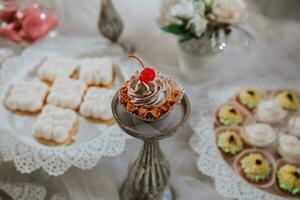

left=213, top=87, right=300, bottom=198
left=0, top=37, right=129, bottom=176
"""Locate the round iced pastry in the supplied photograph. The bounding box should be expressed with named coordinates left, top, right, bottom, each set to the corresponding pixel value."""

left=276, top=160, right=300, bottom=196
left=217, top=104, right=244, bottom=127
left=289, top=116, right=300, bottom=138
left=278, top=135, right=300, bottom=164
left=79, top=57, right=114, bottom=87
left=33, top=105, right=78, bottom=145
left=243, top=123, right=276, bottom=147
left=80, top=87, right=115, bottom=122
left=256, top=99, right=287, bottom=124
left=217, top=128, right=244, bottom=155
left=5, top=81, right=49, bottom=113
left=275, top=90, right=300, bottom=110
left=237, top=88, right=262, bottom=110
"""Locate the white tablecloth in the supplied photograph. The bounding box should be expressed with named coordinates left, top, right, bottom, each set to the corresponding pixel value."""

left=1, top=0, right=300, bottom=199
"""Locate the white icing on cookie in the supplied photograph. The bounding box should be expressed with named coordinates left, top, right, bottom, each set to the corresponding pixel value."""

left=5, top=81, right=49, bottom=112
left=38, top=55, right=78, bottom=82
left=33, top=105, right=77, bottom=143
left=79, top=57, right=113, bottom=86
left=47, top=78, right=87, bottom=110
left=80, top=87, right=114, bottom=120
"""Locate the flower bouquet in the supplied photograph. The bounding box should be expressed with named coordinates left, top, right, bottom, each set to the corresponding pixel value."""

left=158, top=0, right=247, bottom=44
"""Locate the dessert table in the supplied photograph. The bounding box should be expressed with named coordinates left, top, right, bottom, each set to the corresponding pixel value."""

left=0, top=0, right=300, bottom=199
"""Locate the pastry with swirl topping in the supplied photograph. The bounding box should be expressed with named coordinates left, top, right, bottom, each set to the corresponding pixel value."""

left=119, top=55, right=183, bottom=120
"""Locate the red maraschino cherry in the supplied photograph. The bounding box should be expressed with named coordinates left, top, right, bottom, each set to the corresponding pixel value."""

left=128, top=54, right=156, bottom=84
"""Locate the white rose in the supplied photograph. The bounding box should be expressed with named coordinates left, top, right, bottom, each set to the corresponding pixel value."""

left=209, top=0, right=246, bottom=25
left=187, top=15, right=207, bottom=37
left=170, top=0, right=194, bottom=19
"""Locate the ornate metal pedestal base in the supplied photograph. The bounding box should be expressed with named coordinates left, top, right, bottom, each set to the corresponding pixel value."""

left=120, top=183, right=174, bottom=200
left=112, top=94, right=190, bottom=200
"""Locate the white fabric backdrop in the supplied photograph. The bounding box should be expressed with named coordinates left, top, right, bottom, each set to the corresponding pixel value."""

left=0, top=0, right=300, bottom=199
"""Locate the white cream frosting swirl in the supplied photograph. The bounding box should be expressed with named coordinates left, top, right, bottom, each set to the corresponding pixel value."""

left=127, top=72, right=171, bottom=108
left=80, top=87, right=114, bottom=120
left=278, top=134, right=300, bottom=162
left=244, top=123, right=276, bottom=147
left=6, top=81, right=49, bottom=112
left=257, top=99, right=287, bottom=123
left=289, top=116, right=300, bottom=138
left=33, top=105, right=77, bottom=143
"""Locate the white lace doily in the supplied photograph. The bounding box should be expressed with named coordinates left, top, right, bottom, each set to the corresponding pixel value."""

left=0, top=37, right=128, bottom=176
left=0, top=182, right=70, bottom=200
left=0, top=182, right=46, bottom=200
left=189, top=77, right=300, bottom=200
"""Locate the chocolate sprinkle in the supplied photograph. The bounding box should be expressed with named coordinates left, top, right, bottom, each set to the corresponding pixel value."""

left=247, top=90, right=255, bottom=96
left=228, top=135, right=236, bottom=144
left=287, top=93, right=294, bottom=101
left=229, top=108, right=237, bottom=114
left=255, top=159, right=262, bottom=165
left=293, top=171, right=300, bottom=179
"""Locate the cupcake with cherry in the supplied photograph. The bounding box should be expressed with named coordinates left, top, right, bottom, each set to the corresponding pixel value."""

left=119, top=55, right=183, bottom=121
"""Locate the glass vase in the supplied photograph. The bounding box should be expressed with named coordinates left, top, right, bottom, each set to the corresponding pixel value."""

left=178, top=26, right=254, bottom=83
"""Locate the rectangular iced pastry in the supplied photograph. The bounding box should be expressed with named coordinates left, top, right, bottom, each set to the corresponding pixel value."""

left=47, top=78, right=87, bottom=110
left=5, top=81, right=49, bottom=114
left=79, top=57, right=114, bottom=87
left=38, top=55, right=78, bottom=83
left=33, top=105, right=78, bottom=146
left=80, top=87, right=115, bottom=123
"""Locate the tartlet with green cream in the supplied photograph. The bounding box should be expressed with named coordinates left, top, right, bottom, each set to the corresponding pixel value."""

left=217, top=104, right=244, bottom=127
left=217, top=129, right=244, bottom=155
left=235, top=150, right=275, bottom=187
left=277, top=164, right=300, bottom=196
left=237, top=88, right=262, bottom=111
left=275, top=90, right=300, bottom=111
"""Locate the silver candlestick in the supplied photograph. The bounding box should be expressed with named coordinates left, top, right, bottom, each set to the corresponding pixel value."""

left=98, top=0, right=135, bottom=52
left=98, top=0, right=123, bottom=42
left=112, top=94, right=190, bottom=200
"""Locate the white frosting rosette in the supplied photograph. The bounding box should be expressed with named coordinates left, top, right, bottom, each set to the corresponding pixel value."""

left=256, top=99, right=288, bottom=124
left=243, top=123, right=277, bottom=147
left=288, top=116, right=300, bottom=138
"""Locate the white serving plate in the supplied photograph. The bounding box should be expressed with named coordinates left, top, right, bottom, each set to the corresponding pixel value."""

left=189, top=77, right=300, bottom=200
left=0, top=37, right=130, bottom=176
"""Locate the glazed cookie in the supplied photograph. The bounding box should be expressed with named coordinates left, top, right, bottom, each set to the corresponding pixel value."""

left=275, top=90, right=300, bottom=111
left=38, top=55, right=78, bottom=83
left=47, top=78, right=87, bottom=110
left=5, top=81, right=49, bottom=114
left=237, top=88, right=262, bottom=111
left=33, top=105, right=78, bottom=146
left=79, top=57, right=114, bottom=87
left=79, top=87, right=115, bottom=124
